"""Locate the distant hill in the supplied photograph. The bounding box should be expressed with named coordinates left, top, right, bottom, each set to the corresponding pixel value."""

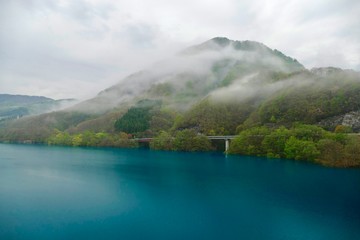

left=1, top=37, right=360, bottom=143
left=0, top=94, right=76, bottom=122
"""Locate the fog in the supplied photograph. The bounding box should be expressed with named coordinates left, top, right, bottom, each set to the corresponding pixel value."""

left=1, top=0, right=359, bottom=100
left=67, top=38, right=308, bottom=113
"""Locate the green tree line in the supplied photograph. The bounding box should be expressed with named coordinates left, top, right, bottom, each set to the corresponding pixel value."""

left=150, top=129, right=213, bottom=152
left=47, top=130, right=138, bottom=148
left=228, top=124, right=360, bottom=167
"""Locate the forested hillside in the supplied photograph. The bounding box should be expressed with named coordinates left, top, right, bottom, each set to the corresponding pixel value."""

left=1, top=38, right=359, bottom=167
left=0, top=94, right=75, bottom=123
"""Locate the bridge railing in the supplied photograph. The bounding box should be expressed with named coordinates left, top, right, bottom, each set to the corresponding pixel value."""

left=133, top=136, right=237, bottom=141
left=207, top=135, right=236, bottom=140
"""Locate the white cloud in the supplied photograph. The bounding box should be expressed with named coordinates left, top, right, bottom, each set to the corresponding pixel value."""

left=0, top=0, right=359, bottom=99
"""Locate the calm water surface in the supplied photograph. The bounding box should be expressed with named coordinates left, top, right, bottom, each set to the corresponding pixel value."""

left=0, top=144, right=359, bottom=240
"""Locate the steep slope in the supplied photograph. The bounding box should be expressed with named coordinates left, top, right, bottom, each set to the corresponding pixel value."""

left=71, top=37, right=304, bottom=113
left=249, top=68, right=360, bottom=127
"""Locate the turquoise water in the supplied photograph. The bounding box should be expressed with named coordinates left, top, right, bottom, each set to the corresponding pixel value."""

left=0, top=144, right=359, bottom=240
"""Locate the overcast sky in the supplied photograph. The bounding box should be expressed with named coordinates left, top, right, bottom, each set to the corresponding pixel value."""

left=1, top=0, right=359, bottom=100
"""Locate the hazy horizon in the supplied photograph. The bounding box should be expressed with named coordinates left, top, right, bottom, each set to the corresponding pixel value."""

left=1, top=0, right=359, bottom=100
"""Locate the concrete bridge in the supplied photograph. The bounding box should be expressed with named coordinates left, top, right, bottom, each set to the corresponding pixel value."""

left=207, top=136, right=235, bottom=152
left=133, top=135, right=236, bottom=152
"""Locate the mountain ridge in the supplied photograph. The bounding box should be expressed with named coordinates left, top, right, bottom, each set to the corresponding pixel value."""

left=0, top=94, right=77, bottom=122
left=70, top=37, right=304, bottom=113
left=1, top=37, right=359, bottom=144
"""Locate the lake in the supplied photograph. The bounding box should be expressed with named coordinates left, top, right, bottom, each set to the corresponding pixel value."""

left=0, top=144, right=359, bottom=240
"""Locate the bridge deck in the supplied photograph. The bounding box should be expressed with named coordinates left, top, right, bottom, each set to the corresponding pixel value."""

left=133, top=135, right=236, bottom=142
left=133, top=135, right=235, bottom=152
left=207, top=136, right=236, bottom=140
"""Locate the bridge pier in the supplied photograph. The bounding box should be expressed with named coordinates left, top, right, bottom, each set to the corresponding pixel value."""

left=225, top=139, right=230, bottom=153
left=206, top=135, right=235, bottom=153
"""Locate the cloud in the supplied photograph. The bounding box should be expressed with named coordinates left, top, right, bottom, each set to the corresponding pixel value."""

left=0, top=0, right=359, bottom=99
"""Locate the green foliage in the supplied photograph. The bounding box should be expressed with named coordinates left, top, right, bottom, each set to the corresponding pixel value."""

left=172, top=115, right=185, bottom=130
left=2, top=43, right=360, bottom=169
left=71, top=134, right=83, bottom=146
left=228, top=126, right=270, bottom=156
left=114, top=107, right=151, bottom=133
left=47, top=130, right=72, bottom=145
left=47, top=130, right=138, bottom=148
left=270, top=115, right=276, bottom=123
left=150, top=129, right=212, bottom=152
left=150, top=131, right=174, bottom=150
left=0, top=111, right=92, bottom=143
left=178, top=98, right=253, bottom=135
left=317, top=136, right=360, bottom=167
left=317, top=139, right=345, bottom=164
left=173, top=129, right=213, bottom=152
left=262, top=126, right=291, bottom=158
left=49, top=111, right=93, bottom=131
left=69, top=111, right=124, bottom=134
left=284, top=136, right=320, bottom=161
left=290, top=124, right=328, bottom=142
left=114, top=99, right=161, bottom=134
left=228, top=124, right=358, bottom=167
left=255, top=73, right=360, bottom=125
left=344, top=137, right=360, bottom=164
left=150, top=109, right=176, bottom=134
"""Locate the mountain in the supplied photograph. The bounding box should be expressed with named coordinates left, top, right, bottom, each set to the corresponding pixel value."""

left=0, top=94, right=76, bottom=122
left=70, top=37, right=304, bottom=113
left=1, top=37, right=360, bottom=143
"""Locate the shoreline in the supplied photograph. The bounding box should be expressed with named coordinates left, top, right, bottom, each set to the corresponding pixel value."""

left=1, top=141, right=359, bottom=169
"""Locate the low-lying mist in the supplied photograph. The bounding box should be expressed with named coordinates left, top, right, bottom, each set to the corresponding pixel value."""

left=70, top=38, right=305, bottom=113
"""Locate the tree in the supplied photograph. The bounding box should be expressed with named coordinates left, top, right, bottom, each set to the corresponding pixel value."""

left=284, top=136, right=320, bottom=161
left=262, top=126, right=291, bottom=158
left=317, top=139, right=344, bottom=164
left=72, top=134, right=83, bottom=146
left=228, top=126, right=270, bottom=156
left=150, top=109, right=176, bottom=133
left=115, top=132, right=138, bottom=148
left=81, top=131, right=99, bottom=146
left=114, top=107, right=151, bottom=133
left=344, top=137, right=360, bottom=166
left=173, top=129, right=212, bottom=152
left=150, top=131, right=174, bottom=150
left=48, top=130, right=72, bottom=146
left=114, top=99, right=161, bottom=134
left=178, top=98, right=253, bottom=135
left=290, top=124, right=328, bottom=142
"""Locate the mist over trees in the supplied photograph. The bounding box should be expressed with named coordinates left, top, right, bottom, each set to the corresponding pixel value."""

left=1, top=37, right=360, bottom=167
